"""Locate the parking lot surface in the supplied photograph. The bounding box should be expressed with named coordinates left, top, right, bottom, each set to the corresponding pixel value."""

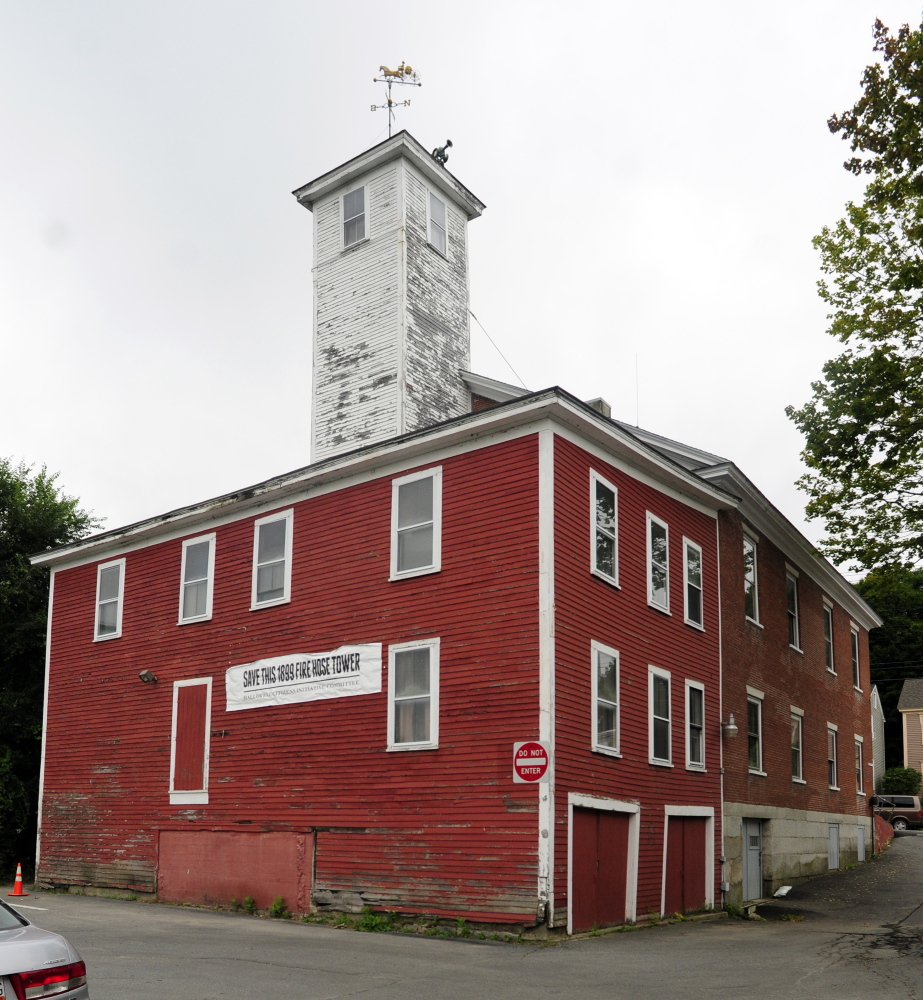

left=7, top=835, right=923, bottom=999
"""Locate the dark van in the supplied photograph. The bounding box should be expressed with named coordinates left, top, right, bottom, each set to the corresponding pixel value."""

left=871, top=795, right=923, bottom=832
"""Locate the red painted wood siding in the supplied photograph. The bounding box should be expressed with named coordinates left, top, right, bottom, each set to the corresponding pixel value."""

left=553, top=436, right=722, bottom=922
left=41, top=435, right=542, bottom=919
left=173, top=684, right=207, bottom=791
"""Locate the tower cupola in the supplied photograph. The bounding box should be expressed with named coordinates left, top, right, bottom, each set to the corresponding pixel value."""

left=293, top=132, right=485, bottom=461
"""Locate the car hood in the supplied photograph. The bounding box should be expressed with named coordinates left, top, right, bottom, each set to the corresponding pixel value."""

left=0, top=924, right=76, bottom=976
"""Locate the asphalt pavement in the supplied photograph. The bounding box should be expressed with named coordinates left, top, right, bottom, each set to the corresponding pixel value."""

left=5, top=835, right=923, bottom=999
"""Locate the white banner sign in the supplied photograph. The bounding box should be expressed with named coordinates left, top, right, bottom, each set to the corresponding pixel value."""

left=225, top=643, right=382, bottom=712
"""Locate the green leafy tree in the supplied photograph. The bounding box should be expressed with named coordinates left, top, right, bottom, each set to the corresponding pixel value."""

left=881, top=766, right=923, bottom=795
left=0, top=460, right=98, bottom=875
left=856, top=566, right=923, bottom=767
left=787, top=19, right=923, bottom=570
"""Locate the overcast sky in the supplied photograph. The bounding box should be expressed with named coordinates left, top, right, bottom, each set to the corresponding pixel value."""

left=2, top=1, right=919, bottom=564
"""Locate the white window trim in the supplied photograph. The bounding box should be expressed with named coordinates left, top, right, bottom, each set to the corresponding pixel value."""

left=589, top=471, right=619, bottom=587
left=685, top=680, right=706, bottom=771
left=682, top=537, right=704, bottom=630
left=426, top=188, right=448, bottom=257
left=591, top=641, right=620, bottom=756
left=649, top=665, right=673, bottom=766
left=93, top=557, right=126, bottom=641
left=169, top=676, right=212, bottom=805
left=387, top=637, right=440, bottom=751
left=341, top=183, right=368, bottom=250
left=389, top=467, right=443, bottom=581
left=567, top=793, right=641, bottom=934
left=786, top=571, right=802, bottom=652
left=660, top=805, right=715, bottom=916
left=855, top=735, right=865, bottom=795
left=747, top=695, right=764, bottom=775
left=250, top=509, right=294, bottom=610
left=646, top=512, right=670, bottom=614
left=827, top=725, right=839, bottom=790
left=823, top=602, right=836, bottom=674
left=850, top=625, right=862, bottom=691
left=178, top=532, right=216, bottom=624
left=791, top=710, right=804, bottom=783
left=743, top=533, right=760, bottom=625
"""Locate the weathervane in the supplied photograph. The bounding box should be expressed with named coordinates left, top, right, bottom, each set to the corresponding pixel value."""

left=372, top=62, right=421, bottom=137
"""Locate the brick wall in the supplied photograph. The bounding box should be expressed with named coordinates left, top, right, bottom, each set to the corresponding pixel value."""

left=719, top=509, right=873, bottom=816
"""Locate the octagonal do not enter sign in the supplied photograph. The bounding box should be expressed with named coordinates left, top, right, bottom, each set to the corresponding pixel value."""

left=513, top=741, right=551, bottom=783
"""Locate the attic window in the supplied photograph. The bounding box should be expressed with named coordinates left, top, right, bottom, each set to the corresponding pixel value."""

left=343, top=186, right=366, bottom=247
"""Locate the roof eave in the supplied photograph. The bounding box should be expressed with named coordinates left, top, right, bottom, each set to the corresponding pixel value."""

left=698, top=463, right=883, bottom=630
left=292, top=131, right=485, bottom=220
left=31, top=388, right=735, bottom=570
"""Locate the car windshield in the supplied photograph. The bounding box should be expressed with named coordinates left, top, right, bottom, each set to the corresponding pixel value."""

left=0, top=901, right=28, bottom=931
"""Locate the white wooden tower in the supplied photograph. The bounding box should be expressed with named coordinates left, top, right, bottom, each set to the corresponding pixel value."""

left=293, top=132, right=485, bottom=462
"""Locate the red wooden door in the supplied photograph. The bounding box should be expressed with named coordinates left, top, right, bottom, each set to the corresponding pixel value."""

left=174, top=684, right=208, bottom=791
left=572, top=807, right=630, bottom=932
left=663, top=817, right=707, bottom=915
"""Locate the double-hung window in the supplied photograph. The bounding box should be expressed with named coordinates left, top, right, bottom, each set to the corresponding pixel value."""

left=747, top=694, right=763, bottom=773
left=647, top=513, right=669, bottom=612
left=827, top=725, right=839, bottom=789
left=683, top=539, right=704, bottom=628
left=786, top=569, right=800, bottom=649
left=743, top=534, right=759, bottom=622
left=94, top=558, right=125, bottom=640
left=851, top=627, right=861, bottom=689
left=391, top=467, right=442, bottom=579
left=591, top=642, right=619, bottom=754
left=791, top=708, right=804, bottom=782
left=686, top=681, right=705, bottom=770
left=179, top=534, right=215, bottom=623
left=388, top=639, right=439, bottom=750
left=649, top=667, right=672, bottom=764
left=428, top=192, right=447, bottom=255
left=855, top=736, right=864, bottom=793
left=251, top=510, right=293, bottom=609
left=590, top=472, right=618, bottom=585
left=823, top=602, right=835, bottom=672
left=342, top=185, right=366, bottom=247
left=170, top=677, right=211, bottom=805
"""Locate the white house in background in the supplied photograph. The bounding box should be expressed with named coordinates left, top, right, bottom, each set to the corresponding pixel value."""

left=871, top=686, right=885, bottom=793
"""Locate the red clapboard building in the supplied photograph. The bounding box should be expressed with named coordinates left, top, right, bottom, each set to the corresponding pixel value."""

left=31, top=131, right=877, bottom=931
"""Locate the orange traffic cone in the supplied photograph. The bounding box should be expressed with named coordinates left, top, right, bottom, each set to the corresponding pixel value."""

left=7, top=862, right=29, bottom=897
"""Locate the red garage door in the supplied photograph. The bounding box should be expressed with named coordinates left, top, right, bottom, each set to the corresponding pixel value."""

left=572, top=807, right=630, bottom=932
left=159, top=831, right=313, bottom=911
left=663, top=816, right=707, bottom=916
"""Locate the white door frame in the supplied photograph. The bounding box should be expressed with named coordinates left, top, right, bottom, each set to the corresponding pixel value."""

left=660, top=804, right=715, bottom=916
left=567, top=792, right=641, bottom=935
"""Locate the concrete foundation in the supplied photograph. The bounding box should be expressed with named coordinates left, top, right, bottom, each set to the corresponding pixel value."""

left=724, top=801, right=873, bottom=904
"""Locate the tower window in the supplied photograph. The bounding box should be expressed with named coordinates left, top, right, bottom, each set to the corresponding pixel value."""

left=428, top=192, right=447, bottom=255
left=343, top=186, right=366, bottom=247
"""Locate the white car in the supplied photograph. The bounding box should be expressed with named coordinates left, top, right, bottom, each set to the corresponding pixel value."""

left=0, top=899, right=88, bottom=999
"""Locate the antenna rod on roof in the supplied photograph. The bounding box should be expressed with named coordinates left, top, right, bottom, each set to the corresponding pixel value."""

left=371, top=62, right=421, bottom=137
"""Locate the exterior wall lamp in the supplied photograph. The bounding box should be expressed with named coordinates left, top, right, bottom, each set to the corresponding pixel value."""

left=138, top=669, right=158, bottom=684
left=722, top=713, right=739, bottom=738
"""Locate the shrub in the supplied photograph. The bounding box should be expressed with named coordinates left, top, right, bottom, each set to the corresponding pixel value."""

left=268, top=896, right=289, bottom=919
left=882, top=767, right=922, bottom=795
